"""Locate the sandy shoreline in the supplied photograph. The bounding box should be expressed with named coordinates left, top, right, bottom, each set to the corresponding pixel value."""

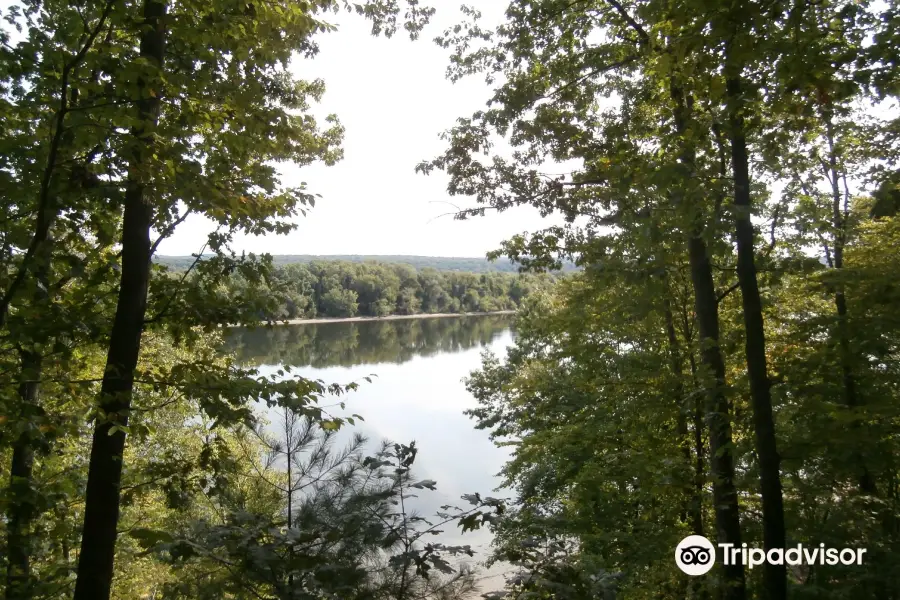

left=223, top=310, right=516, bottom=328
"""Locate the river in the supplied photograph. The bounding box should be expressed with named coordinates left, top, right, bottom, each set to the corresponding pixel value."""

left=223, top=314, right=516, bottom=593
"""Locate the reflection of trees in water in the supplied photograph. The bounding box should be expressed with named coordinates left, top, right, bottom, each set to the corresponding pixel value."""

left=223, top=315, right=515, bottom=368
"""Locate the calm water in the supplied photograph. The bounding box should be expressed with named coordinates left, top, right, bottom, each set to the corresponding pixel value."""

left=223, top=315, right=515, bottom=586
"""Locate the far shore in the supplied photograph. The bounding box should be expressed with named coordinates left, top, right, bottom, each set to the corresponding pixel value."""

left=223, top=310, right=516, bottom=328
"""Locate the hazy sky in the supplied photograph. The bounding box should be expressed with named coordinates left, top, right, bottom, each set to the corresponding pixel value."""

left=158, top=3, right=556, bottom=258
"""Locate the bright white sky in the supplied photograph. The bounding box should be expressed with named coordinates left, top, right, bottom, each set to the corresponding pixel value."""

left=158, top=2, right=555, bottom=258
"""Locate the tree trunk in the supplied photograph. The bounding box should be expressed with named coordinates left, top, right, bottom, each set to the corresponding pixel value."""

left=670, top=79, right=746, bottom=600
left=688, top=234, right=746, bottom=600
left=73, top=2, right=166, bottom=598
left=824, top=114, right=877, bottom=495
left=688, top=352, right=707, bottom=537
left=286, top=408, right=294, bottom=593
left=5, top=351, right=43, bottom=600
left=665, top=299, right=708, bottom=600
left=687, top=351, right=712, bottom=600
left=664, top=300, right=704, bottom=537
left=6, top=246, right=53, bottom=600
left=725, top=61, right=787, bottom=600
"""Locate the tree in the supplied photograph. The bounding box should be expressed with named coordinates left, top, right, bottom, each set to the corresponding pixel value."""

left=419, top=2, right=750, bottom=596
left=421, top=1, right=899, bottom=599
left=139, top=411, right=501, bottom=600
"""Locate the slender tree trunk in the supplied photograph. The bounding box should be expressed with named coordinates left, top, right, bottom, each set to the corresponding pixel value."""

left=688, top=352, right=710, bottom=600
left=664, top=300, right=704, bottom=537
left=666, top=300, right=708, bottom=600
left=73, top=2, right=166, bottom=598
left=5, top=351, right=43, bottom=599
left=669, top=80, right=746, bottom=600
left=724, top=54, right=787, bottom=600
left=823, top=114, right=877, bottom=495
left=6, top=247, right=54, bottom=600
left=286, top=409, right=294, bottom=594
left=688, top=352, right=707, bottom=538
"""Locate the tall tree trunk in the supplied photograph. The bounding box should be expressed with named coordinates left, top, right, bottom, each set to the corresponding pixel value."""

left=73, top=2, right=166, bottom=598
left=670, top=80, right=746, bottom=600
left=823, top=113, right=877, bottom=495
left=6, top=245, right=53, bottom=600
left=688, top=352, right=712, bottom=600
left=5, top=351, right=43, bottom=600
left=665, top=299, right=708, bottom=600
left=687, top=351, right=707, bottom=535
left=664, top=299, right=704, bottom=538
left=688, top=234, right=746, bottom=600
left=724, top=48, right=787, bottom=600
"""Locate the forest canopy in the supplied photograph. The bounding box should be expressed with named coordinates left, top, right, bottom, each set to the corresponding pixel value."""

left=211, top=259, right=557, bottom=320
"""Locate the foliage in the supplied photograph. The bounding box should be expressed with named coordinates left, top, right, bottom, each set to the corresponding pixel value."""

left=219, top=260, right=556, bottom=321
left=133, top=411, right=501, bottom=600
left=419, top=1, right=900, bottom=599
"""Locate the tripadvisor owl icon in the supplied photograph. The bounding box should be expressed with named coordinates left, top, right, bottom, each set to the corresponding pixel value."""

left=676, top=535, right=716, bottom=576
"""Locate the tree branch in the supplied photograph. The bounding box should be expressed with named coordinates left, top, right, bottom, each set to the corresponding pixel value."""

left=150, top=207, right=192, bottom=257
left=0, top=0, right=117, bottom=327
left=604, top=0, right=650, bottom=45
left=143, top=240, right=208, bottom=325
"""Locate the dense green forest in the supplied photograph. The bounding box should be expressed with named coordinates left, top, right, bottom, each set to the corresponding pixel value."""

left=217, top=260, right=555, bottom=320
left=1, top=1, right=899, bottom=600
left=157, top=254, right=579, bottom=273
left=420, top=2, right=900, bottom=600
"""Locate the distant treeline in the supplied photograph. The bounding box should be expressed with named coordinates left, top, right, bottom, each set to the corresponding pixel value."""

left=222, top=260, right=557, bottom=320
left=155, top=254, right=579, bottom=273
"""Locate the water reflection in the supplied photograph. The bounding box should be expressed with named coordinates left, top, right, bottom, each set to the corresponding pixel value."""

left=226, top=315, right=516, bottom=591
left=223, top=314, right=514, bottom=367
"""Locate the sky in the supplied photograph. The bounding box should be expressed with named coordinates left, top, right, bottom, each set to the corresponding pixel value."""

left=157, top=2, right=557, bottom=258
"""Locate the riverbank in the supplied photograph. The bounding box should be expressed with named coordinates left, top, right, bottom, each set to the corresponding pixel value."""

left=224, top=310, right=516, bottom=328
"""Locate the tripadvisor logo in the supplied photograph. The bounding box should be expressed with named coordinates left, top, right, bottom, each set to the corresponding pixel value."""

left=675, top=535, right=867, bottom=576
left=676, top=535, right=716, bottom=575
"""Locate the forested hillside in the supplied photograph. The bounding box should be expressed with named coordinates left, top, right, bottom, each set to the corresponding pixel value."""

left=156, top=254, right=578, bottom=273
left=212, top=259, right=555, bottom=320
left=1, top=0, right=899, bottom=600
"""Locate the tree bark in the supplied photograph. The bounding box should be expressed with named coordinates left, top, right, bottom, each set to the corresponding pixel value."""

left=824, top=113, right=877, bottom=495
left=688, top=234, right=746, bottom=600
left=6, top=244, right=53, bottom=600
left=688, top=352, right=711, bottom=600
left=5, top=351, right=43, bottom=600
left=724, top=60, right=787, bottom=600
left=670, top=79, right=746, bottom=600
left=73, top=2, right=166, bottom=598
left=687, top=352, right=707, bottom=527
